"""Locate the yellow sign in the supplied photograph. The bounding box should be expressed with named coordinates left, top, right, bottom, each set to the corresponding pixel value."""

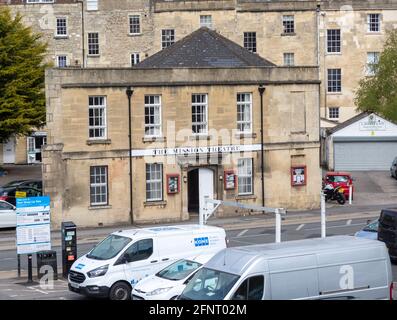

left=15, top=191, right=27, bottom=198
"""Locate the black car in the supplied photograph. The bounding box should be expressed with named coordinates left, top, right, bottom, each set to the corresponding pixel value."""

left=0, top=179, right=42, bottom=193
left=0, top=186, right=42, bottom=206
left=378, top=208, right=397, bottom=262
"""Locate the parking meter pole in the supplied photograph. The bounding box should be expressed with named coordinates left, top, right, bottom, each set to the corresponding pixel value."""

left=27, top=254, right=33, bottom=283
left=275, top=209, right=281, bottom=243
left=17, top=254, right=21, bottom=278
left=349, top=185, right=352, bottom=205
left=321, top=192, right=326, bottom=238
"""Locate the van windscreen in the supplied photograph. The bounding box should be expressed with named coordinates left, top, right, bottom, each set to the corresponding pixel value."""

left=179, top=267, right=239, bottom=300
left=87, top=234, right=132, bottom=260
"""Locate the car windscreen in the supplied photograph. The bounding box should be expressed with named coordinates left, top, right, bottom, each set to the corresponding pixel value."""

left=329, top=175, right=349, bottom=183
left=363, top=220, right=379, bottom=232
left=180, top=267, right=240, bottom=300
left=86, top=234, right=132, bottom=260
left=156, top=259, right=202, bottom=281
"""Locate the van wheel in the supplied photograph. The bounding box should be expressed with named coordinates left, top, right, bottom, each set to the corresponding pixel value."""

left=109, top=282, right=132, bottom=300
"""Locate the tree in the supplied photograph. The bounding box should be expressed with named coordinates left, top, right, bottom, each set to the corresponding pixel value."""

left=355, top=29, right=397, bottom=121
left=0, top=7, right=49, bottom=143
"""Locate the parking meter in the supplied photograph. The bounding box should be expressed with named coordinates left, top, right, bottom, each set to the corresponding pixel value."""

left=61, top=221, right=77, bottom=278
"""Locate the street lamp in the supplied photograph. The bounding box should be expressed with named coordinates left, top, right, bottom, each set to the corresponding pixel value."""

left=258, top=85, right=266, bottom=210
left=126, top=86, right=134, bottom=224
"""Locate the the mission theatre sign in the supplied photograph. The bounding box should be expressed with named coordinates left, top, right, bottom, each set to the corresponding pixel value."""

left=130, top=144, right=262, bottom=157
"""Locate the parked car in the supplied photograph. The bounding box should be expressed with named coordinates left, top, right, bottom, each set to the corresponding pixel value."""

left=323, top=172, right=354, bottom=200
left=378, top=208, right=397, bottom=262
left=68, top=225, right=227, bottom=300
left=0, top=186, right=42, bottom=206
left=0, top=179, right=42, bottom=193
left=179, top=236, right=393, bottom=300
left=0, top=200, right=16, bottom=229
left=355, top=219, right=379, bottom=240
left=131, top=254, right=215, bottom=300
left=390, top=157, right=397, bottom=179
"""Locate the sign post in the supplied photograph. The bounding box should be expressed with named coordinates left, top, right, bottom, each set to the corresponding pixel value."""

left=16, top=196, right=51, bottom=282
left=321, top=191, right=326, bottom=238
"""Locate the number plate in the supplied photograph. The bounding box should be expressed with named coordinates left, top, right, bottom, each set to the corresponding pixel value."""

left=70, top=282, right=80, bottom=289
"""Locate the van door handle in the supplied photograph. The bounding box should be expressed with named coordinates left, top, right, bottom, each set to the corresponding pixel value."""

left=162, top=258, right=169, bottom=261
left=150, top=260, right=158, bottom=263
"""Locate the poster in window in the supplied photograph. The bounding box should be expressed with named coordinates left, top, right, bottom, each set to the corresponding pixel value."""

left=291, top=166, right=307, bottom=186
left=167, top=174, right=180, bottom=194
left=224, top=170, right=236, bottom=190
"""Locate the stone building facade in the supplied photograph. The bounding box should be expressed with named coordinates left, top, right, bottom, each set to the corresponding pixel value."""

left=43, top=28, right=321, bottom=227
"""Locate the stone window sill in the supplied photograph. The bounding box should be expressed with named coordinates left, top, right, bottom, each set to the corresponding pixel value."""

left=144, top=201, right=167, bottom=207
left=235, top=133, right=257, bottom=139
left=88, top=54, right=100, bottom=58
left=142, top=137, right=166, bottom=143
left=128, top=33, right=142, bottom=37
left=281, top=32, right=296, bottom=37
left=89, top=205, right=112, bottom=210
left=87, top=139, right=111, bottom=145
left=54, top=35, right=69, bottom=39
left=235, top=195, right=257, bottom=201
left=189, top=135, right=211, bottom=141
left=327, top=92, right=343, bottom=96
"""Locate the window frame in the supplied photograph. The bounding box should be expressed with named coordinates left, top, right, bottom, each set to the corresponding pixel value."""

left=243, top=32, right=257, bottom=53
left=88, top=32, right=100, bottom=56
left=129, top=14, right=141, bottom=35
left=236, top=93, right=252, bottom=134
left=88, top=96, right=107, bottom=140
left=328, top=107, right=340, bottom=119
left=282, top=15, right=295, bottom=34
left=367, top=13, right=381, bottom=33
left=200, top=15, right=213, bottom=29
left=89, top=166, right=109, bottom=206
left=161, top=29, right=175, bottom=50
left=55, top=17, right=68, bottom=37
left=146, top=163, right=163, bottom=202
left=238, top=158, right=254, bottom=196
left=326, top=29, right=341, bottom=54
left=327, top=68, right=342, bottom=93
left=56, top=55, right=68, bottom=68
left=366, top=52, right=380, bottom=76
left=191, top=93, right=208, bottom=135
left=131, top=52, right=140, bottom=66
left=283, top=52, right=295, bottom=66
left=144, top=95, right=162, bottom=137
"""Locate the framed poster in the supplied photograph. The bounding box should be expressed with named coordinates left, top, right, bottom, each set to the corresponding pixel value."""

left=291, top=166, right=307, bottom=186
left=167, top=174, right=180, bottom=194
left=224, top=170, right=236, bottom=190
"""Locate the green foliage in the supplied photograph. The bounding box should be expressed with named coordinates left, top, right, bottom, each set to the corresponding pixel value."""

left=355, top=29, right=397, bottom=121
left=0, top=7, right=50, bottom=143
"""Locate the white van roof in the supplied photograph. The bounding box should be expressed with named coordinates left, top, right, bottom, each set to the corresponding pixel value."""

left=111, top=224, right=223, bottom=240
left=205, top=236, right=386, bottom=275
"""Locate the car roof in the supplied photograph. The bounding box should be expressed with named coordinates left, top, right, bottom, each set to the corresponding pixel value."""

left=205, top=236, right=384, bottom=276
left=325, top=171, right=351, bottom=176
left=111, top=224, right=223, bottom=239
left=381, top=208, right=397, bottom=216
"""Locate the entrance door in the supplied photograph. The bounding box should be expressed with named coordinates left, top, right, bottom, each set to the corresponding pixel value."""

left=198, top=168, right=214, bottom=218
left=3, top=138, right=15, bottom=164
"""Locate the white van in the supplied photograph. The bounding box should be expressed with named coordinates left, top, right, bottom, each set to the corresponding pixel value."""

left=68, top=224, right=227, bottom=300
left=131, top=253, right=215, bottom=300
left=179, top=236, right=393, bottom=300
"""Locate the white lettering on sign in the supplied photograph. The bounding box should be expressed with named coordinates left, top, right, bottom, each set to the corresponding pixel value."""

left=339, top=265, right=354, bottom=290
left=130, top=144, right=261, bottom=157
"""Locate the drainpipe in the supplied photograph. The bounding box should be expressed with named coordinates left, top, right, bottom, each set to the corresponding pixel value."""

left=258, top=85, right=266, bottom=211
left=126, top=87, right=134, bottom=224
left=78, top=0, right=85, bottom=68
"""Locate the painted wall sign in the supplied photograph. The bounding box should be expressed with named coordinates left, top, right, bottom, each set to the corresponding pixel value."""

left=359, top=115, right=386, bottom=131
left=291, top=166, right=307, bottom=186
left=130, top=144, right=262, bottom=157
left=16, top=196, right=51, bottom=255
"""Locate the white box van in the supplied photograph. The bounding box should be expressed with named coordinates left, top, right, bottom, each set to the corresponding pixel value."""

left=179, top=236, right=393, bottom=300
left=68, top=224, right=227, bottom=300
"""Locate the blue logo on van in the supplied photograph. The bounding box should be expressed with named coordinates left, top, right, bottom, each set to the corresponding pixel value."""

left=194, top=237, right=209, bottom=247
left=75, top=264, right=85, bottom=270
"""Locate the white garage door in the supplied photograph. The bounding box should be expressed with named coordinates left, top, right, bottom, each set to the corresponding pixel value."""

left=334, top=141, right=397, bottom=171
